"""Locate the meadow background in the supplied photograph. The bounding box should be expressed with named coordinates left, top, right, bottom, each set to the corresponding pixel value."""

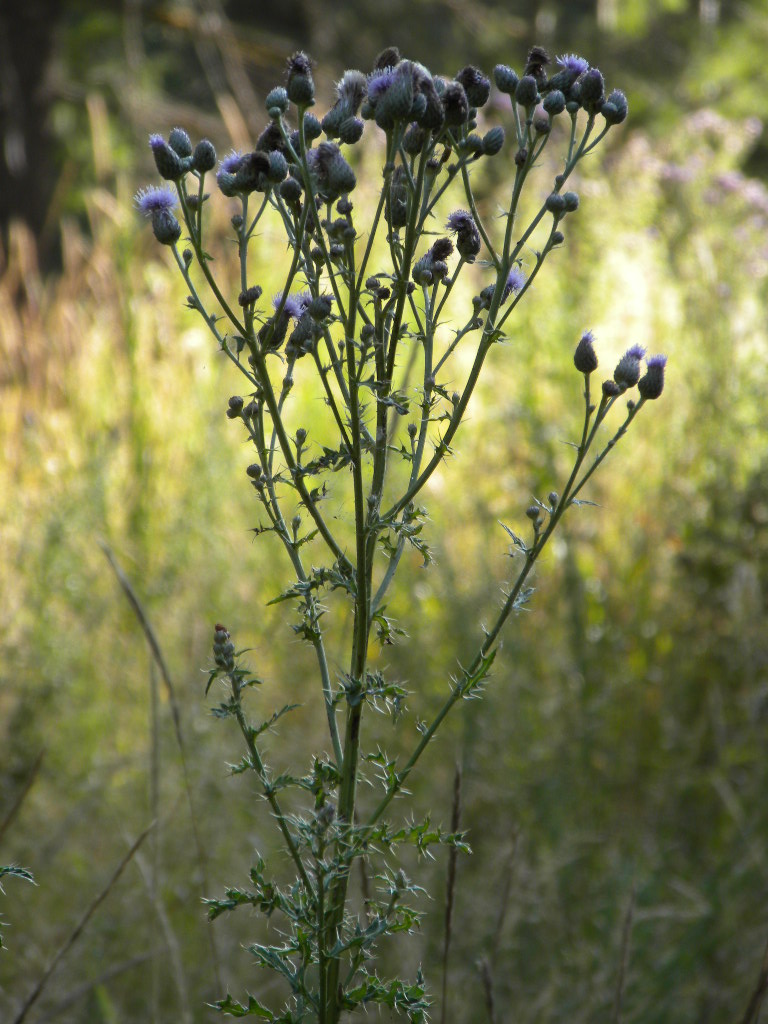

left=1, top=1, right=768, bottom=1021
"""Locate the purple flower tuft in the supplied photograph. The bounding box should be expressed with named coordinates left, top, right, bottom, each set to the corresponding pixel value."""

left=368, top=67, right=397, bottom=102
left=556, top=54, right=588, bottom=75
left=273, top=291, right=311, bottom=320
left=134, top=185, right=177, bottom=217
left=638, top=354, right=667, bottom=400
left=614, top=345, right=647, bottom=389
left=149, top=133, right=165, bottom=151
left=503, top=266, right=526, bottom=301
left=220, top=150, right=244, bottom=173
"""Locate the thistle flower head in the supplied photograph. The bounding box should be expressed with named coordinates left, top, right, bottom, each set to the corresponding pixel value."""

left=638, top=354, right=668, bottom=400
left=556, top=53, right=588, bottom=75
left=220, top=150, right=244, bottom=173
left=446, top=210, right=474, bottom=232
left=368, top=67, right=398, bottom=103
left=613, top=345, right=647, bottom=389
left=337, top=69, right=368, bottom=110
left=134, top=185, right=177, bottom=217
left=273, top=291, right=311, bottom=320
left=503, top=266, right=526, bottom=301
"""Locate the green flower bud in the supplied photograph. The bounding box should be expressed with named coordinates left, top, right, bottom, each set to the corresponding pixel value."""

left=493, top=64, right=519, bottom=95
left=482, top=125, right=505, bottom=156
left=515, top=75, right=539, bottom=108
left=266, top=86, right=289, bottom=116
left=192, top=138, right=217, bottom=172
left=151, top=208, right=181, bottom=245
left=543, top=90, right=566, bottom=116
left=168, top=127, right=192, bottom=157
left=286, top=52, right=315, bottom=106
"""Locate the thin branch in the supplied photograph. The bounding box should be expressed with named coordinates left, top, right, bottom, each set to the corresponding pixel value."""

left=11, top=822, right=155, bottom=1024
left=99, top=542, right=222, bottom=989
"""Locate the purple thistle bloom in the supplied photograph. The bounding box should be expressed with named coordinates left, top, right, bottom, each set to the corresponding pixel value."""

left=556, top=53, right=588, bottom=75
left=647, top=353, right=667, bottom=368
left=134, top=185, right=177, bottom=217
left=220, top=150, right=244, bottom=173
left=503, top=266, right=526, bottom=301
left=149, top=133, right=165, bottom=152
left=614, top=344, right=647, bottom=389
left=368, top=67, right=397, bottom=102
left=273, top=291, right=311, bottom=320
left=446, top=210, right=474, bottom=232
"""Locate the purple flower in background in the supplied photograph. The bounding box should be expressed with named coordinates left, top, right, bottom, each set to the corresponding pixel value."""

left=134, top=185, right=177, bottom=217
left=556, top=53, right=588, bottom=75
left=273, top=291, right=311, bottom=320
left=220, top=150, right=244, bottom=173
left=503, top=266, right=526, bottom=301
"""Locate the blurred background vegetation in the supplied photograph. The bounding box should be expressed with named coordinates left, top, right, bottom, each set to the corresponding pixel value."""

left=1, top=1, right=767, bottom=1021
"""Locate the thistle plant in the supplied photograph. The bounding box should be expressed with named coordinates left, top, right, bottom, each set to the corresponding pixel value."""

left=136, top=44, right=664, bottom=1023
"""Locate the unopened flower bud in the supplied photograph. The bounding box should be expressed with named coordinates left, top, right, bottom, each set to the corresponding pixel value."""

left=546, top=192, right=566, bottom=216
left=295, top=427, right=307, bottom=445
left=151, top=209, right=181, bottom=245
left=543, top=90, right=566, bottom=116
left=286, top=52, right=315, bottom=106
left=280, top=176, right=303, bottom=203
left=193, top=138, right=217, bottom=172
left=238, top=285, right=263, bottom=307
left=482, top=125, right=505, bottom=156
left=563, top=191, right=579, bottom=212
left=493, top=65, right=519, bottom=95
left=574, top=330, right=598, bottom=373
left=339, top=116, right=364, bottom=145
left=515, top=75, right=539, bottom=107
left=168, top=127, right=192, bottom=157
left=579, top=68, right=605, bottom=114
left=266, top=86, right=289, bottom=116
left=601, top=89, right=628, bottom=126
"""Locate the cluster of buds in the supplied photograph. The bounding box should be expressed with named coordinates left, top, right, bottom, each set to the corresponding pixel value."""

left=574, top=331, right=667, bottom=400
left=213, top=624, right=235, bottom=673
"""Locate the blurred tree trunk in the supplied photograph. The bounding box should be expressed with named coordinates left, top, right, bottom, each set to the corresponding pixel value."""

left=0, top=2, right=61, bottom=265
